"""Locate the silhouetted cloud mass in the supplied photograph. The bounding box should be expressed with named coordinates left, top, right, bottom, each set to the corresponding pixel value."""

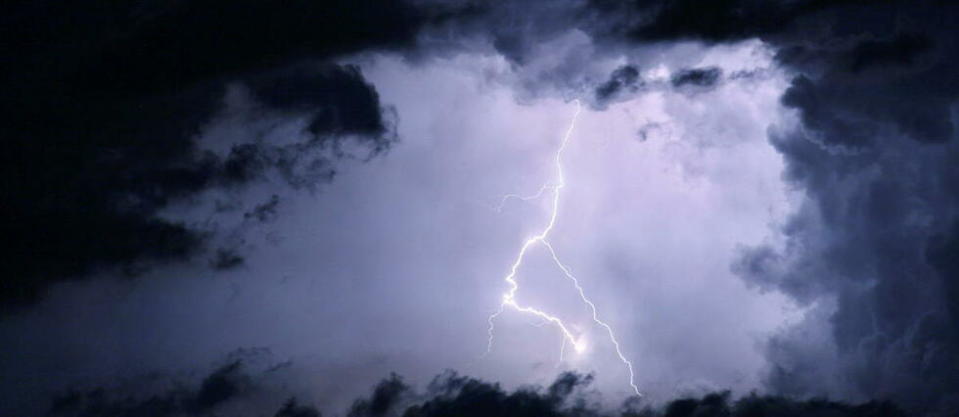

left=47, top=363, right=909, bottom=417
left=670, top=67, right=722, bottom=88
left=0, top=1, right=444, bottom=310
left=595, top=65, right=643, bottom=107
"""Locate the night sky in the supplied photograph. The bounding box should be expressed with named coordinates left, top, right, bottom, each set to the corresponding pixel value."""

left=2, top=1, right=958, bottom=416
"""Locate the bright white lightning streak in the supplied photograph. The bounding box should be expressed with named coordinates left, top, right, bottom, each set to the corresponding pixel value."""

left=485, top=100, right=641, bottom=397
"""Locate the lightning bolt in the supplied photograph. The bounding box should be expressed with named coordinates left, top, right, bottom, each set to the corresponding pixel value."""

left=485, top=100, right=641, bottom=397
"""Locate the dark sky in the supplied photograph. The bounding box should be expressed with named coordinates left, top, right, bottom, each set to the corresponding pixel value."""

left=2, top=1, right=958, bottom=416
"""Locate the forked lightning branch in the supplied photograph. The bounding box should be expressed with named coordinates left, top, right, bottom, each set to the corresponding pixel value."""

left=485, top=101, right=641, bottom=397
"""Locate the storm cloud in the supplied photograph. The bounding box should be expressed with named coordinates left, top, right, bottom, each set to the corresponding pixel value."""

left=670, top=67, right=722, bottom=89
left=469, top=0, right=959, bottom=413
left=0, top=0, right=441, bottom=310
left=47, top=359, right=908, bottom=417
left=594, top=65, right=643, bottom=108
left=3, top=1, right=959, bottom=416
left=602, top=1, right=959, bottom=414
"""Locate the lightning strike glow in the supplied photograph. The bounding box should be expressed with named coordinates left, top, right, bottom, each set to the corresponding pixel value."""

left=485, top=100, right=641, bottom=397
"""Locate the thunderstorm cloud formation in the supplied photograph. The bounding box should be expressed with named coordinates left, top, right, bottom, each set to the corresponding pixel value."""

left=2, top=1, right=958, bottom=416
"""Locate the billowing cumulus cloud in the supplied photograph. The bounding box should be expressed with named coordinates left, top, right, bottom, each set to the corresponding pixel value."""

left=689, top=3, right=959, bottom=415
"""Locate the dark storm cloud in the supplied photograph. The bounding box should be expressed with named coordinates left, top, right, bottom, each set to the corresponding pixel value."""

left=0, top=0, right=449, bottom=311
left=593, top=65, right=729, bottom=109
left=6, top=0, right=959, bottom=414
left=456, top=0, right=959, bottom=413
left=583, top=0, right=861, bottom=44
left=670, top=67, right=722, bottom=88
left=595, top=65, right=643, bottom=108
left=844, top=33, right=934, bottom=74
left=347, top=374, right=410, bottom=417
left=211, top=249, right=246, bottom=271
left=49, top=360, right=252, bottom=417
left=245, top=65, right=393, bottom=140
left=0, top=62, right=391, bottom=312
left=3, top=0, right=428, bottom=100
left=245, top=195, right=282, bottom=224
left=46, top=365, right=909, bottom=417
left=603, top=1, right=959, bottom=414
left=274, top=399, right=323, bottom=417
